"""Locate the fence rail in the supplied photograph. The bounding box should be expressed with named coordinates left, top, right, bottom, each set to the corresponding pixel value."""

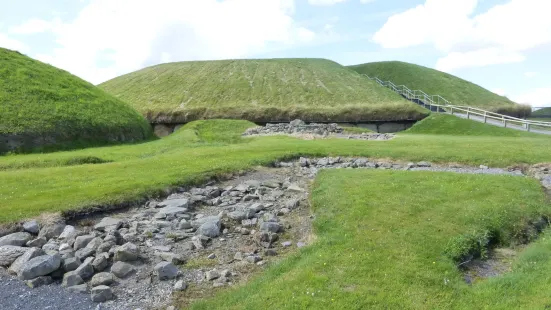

left=363, top=75, right=551, bottom=132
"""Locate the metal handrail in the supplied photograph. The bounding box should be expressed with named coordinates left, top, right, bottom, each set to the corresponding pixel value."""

left=362, top=74, right=551, bottom=132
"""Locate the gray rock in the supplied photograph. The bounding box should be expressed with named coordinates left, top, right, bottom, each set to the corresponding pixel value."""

left=75, top=247, right=96, bottom=261
left=156, top=252, right=185, bottom=265
left=114, top=242, right=139, bottom=262
left=417, top=161, right=432, bottom=168
left=261, top=180, right=281, bottom=188
left=18, top=254, right=61, bottom=280
left=9, top=247, right=45, bottom=275
left=285, top=199, right=300, bottom=210
left=74, top=235, right=95, bottom=251
left=154, top=262, right=179, bottom=280
left=205, top=269, right=220, bottom=281
left=59, top=243, right=71, bottom=251
left=174, top=280, right=187, bottom=291
left=191, top=215, right=220, bottom=228
left=260, top=222, right=282, bottom=233
left=23, top=220, right=40, bottom=234
left=42, top=241, right=60, bottom=252
left=96, top=241, right=115, bottom=254
left=38, top=223, right=66, bottom=240
left=246, top=255, right=262, bottom=264
left=228, top=211, right=247, bottom=221
left=208, top=253, right=216, bottom=259
left=63, top=256, right=81, bottom=272
left=281, top=241, right=292, bottom=247
left=91, top=285, right=113, bottom=302
left=67, top=284, right=88, bottom=294
left=62, top=272, right=84, bottom=287
left=91, top=272, right=114, bottom=287
left=233, top=252, right=243, bottom=261
left=111, top=261, right=135, bottom=278
left=191, top=235, right=209, bottom=249
left=58, top=225, right=76, bottom=240
left=178, top=220, right=192, bottom=230
left=197, top=221, right=221, bottom=238
left=157, top=198, right=190, bottom=209
left=0, top=232, right=32, bottom=247
left=0, top=246, right=28, bottom=266
left=25, top=276, right=53, bottom=288
left=286, top=183, right=304, bottom=193
left=542, top=176, right=551, bottom=188
left=92, top=253, right=110, bottom=272
left=26, top=237, right=47, bottom=248
left=94, top=217, right=122, bottom=232
left=75, top=261, right=95, bottom=280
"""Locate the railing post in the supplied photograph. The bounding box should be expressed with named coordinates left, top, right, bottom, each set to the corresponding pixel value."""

left=527, top=123, right=531, bottom=132
left=450, top=107, right=453, bottom=114
left=484, top=111, right=487, bottom=123
left=504, top=120, right=507, bottom=128
left=467, top=110, right=470, bottom=119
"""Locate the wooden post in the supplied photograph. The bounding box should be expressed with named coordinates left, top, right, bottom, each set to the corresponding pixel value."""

left=467, top=111, right=470, bottom=119
left=527, top=123, right=531, bottom=132
left=504, top=120, right=507, bottom=128
left=450, top=107, right=454, bottom=114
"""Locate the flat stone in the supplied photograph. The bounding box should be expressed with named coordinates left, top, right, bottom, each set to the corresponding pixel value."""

left=94, top=217, right=123, bottom=232
left=26, top=276, right=53, bottom=288
left=75, top=261, right=95, bottom=280
left=62, top=272, right=84, bottom=287
left=205, top=269, right=220, bottom=281
left=18, top=254, right=61, bottom=280
left=0, top=246, right=29, bottom=267
left=261, top=180, right=281, bottom=188
left=74, top=235, right=95, bottom=251
left=191, top=235, right=210, bottom=249
left=154, top=261, right=179, bottom=280
left=23, top=220, right=40, bottom=234
left=156, top=252, right=185, bottom=265
left=111, top=261, right=135, bottom=278
left=63, top=256, right=81, bottom=272
left=417, top=161, right=432, bottom=168
left=114, top=242, right=139, bottom=262
left=9, top=248, right=45, bottom=275
left=197, top=221, right=221, bottom=238
left=38, top=223, right=66, bottom=240
left=174, top=280, right=187, bottom=291
left=67, top=284, right=88, bottom=294
left=42, top=241, right=60, bottom=252
left=228, top=211, right=247, bottom=221
left=260, top=222, right=282, bottom=233
left=245, top=255, right=262, bottom=264
left=191, top=216, right=220, bottom=229
left=75, top=247, right=96, bottom=261
left=281, top=241, right=292, bottom=247
left=178, top=220, right=192, bottom=230
left=96, top=241, right=115, bottom=254
left=91, top=272, right=114, bottom=287
left=26, top=237, right=47, bottom=248
left=286, top=183, right=305, bottom=193
left=0, top=232, right=32, bottom=247
left=91, top=285, right=113, bottom=302
left=157, top=198, right=190, bottom=209
left=58, top=225, right=76, bottom=240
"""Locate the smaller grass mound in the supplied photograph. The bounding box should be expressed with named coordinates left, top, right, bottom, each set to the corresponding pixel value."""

left=406, top=114, right=543, bottom=137
left=0, top=48, right=153, bottom=154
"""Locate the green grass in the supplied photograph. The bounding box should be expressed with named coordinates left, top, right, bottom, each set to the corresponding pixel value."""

left=348, top=61, right=531, bottom=118
left=0, top=48, right=153, bottom=154
left=99, top=58, right=428, bottom=123
left=1, top=119, right=551, bottom=222
left=189, top=169, right=551, bottom=309
left=407, top=114, right=543, bottom=137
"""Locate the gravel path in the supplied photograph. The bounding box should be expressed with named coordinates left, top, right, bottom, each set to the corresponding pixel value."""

left=0, top=270, right=108, bottom=310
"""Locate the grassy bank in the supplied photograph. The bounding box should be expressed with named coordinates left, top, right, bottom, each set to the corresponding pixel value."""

left=348, top=61, right=531, bottom=118
left=99, top=58, right=427, bottom=123
left=188, top=169, right=551, bottom=309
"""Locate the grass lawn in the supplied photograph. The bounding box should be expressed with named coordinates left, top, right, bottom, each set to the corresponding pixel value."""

left=188, top=169, right=551, bottom=309
left=99, top=58, right=427, bottom=123
left=348, top=61, right=530, bottom=118
left=0, top=48, right=152, bottom=154
left=0, top=116, right=551, bottom=223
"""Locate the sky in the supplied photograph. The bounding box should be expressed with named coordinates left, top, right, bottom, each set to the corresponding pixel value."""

left=1, top=0, right=551, bottom=107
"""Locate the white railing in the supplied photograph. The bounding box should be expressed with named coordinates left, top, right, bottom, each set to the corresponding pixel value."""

left=363, top=75, right=551, bottom=132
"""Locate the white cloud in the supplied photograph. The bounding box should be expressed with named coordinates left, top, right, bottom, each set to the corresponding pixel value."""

left=524, top=72, right=538, bottom=78
left=373, top=0, right=551, bottom=71
left=29, top=0, right=314, bottom=84
left=513, top=87, right=551, bottom=106
left=360, top=0, right=375, bottom=3
left=308, top=0, right=347, bottom=5
left=9, top=19, right=57, bottom=35
left=0, top=33, right=28, bottom=53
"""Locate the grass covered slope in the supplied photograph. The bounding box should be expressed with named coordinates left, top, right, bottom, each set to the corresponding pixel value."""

left=190, top=169, right=551, bottom=309
left=348, top=61, right=531, bottom=117
left=99, top=58, right=428, bottom=123
left=0, top=48, right=153, bottom=154
left=406, top=114, right=542, bottom=137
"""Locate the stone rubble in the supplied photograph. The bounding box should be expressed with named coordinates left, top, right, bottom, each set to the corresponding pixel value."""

left=243, top=119, right=395, bottom=141
left=0, top=156, right=539, bottom=309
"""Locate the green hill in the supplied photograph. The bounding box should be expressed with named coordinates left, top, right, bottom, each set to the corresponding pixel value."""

left=0, top=48, right=153, bottom=154
left=99, top=58, right=428, bottom=123
left=348, top=61, right=531, bottom=118
left=531, top=108, right=551, bottom=118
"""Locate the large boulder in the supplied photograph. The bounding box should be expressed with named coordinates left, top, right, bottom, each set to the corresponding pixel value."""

left=38, top=223, right=66, bottom=240
left=0, top=232, right=32, bottom=247
left=8, top=247, right=45, bottom=275
left=197, top=221, right=221, bottom=238
left=91, top=272, right=114, bottom=287
left=154, top=262, right=179, bottom=280
left=18, top=254, right=61, bottom=280
left=114, top=243, right=139, bottom=262
left=62, top=272, right=84, bottom=287
left=91, top=285, right=113, bottom=302
left=73, top=235, right=95, bottom=251
left=23, top=220, right=40, bottom=234
left=0, top=246, right=28, bottom=267
left=111, top=261, right=135, bottom=278
left=75, top=261, right=95, bottom=280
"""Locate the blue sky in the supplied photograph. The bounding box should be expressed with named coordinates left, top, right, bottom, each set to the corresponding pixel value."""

left=1, top=0, right=551, bottom=106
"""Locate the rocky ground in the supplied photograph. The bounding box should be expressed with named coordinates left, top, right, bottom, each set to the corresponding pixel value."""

left=243, top=119, right=395, bottom=140
left=1, top=156, right=550, bottom=310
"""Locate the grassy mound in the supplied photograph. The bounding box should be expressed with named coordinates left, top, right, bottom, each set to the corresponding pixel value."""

left=531, top=108, right=551, bottom=118
left=189, top=169, right=550, bottom=309
left=406, top=114, right=542, bottom=137
left=99, top=58, right=428, bottom=123
left=348, top=61, right=531, bottom=118
left=0, top=48, right=153, bottom=154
